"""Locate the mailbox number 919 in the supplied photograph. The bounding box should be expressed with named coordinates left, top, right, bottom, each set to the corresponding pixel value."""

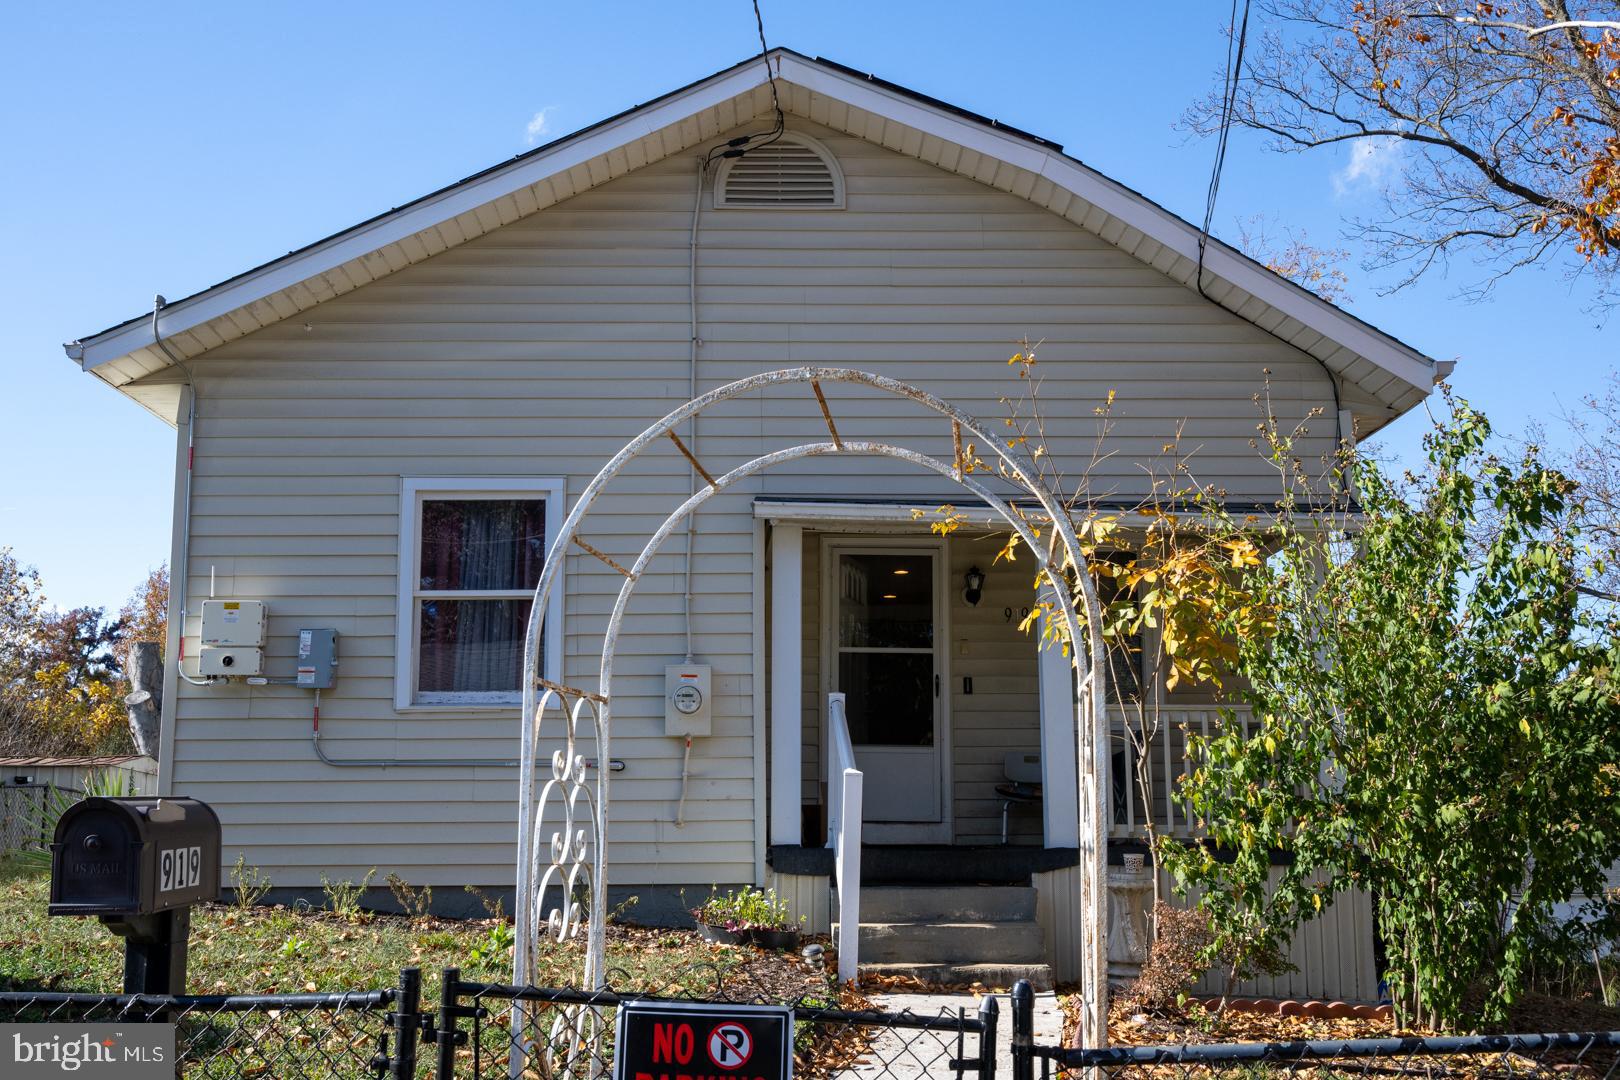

left=159, top=846, right=202, bottom=893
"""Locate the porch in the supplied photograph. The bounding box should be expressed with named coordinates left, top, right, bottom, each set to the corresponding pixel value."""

left=760, top=503, right=1235, bottom=856
left=755, top=503, right=1377, bottom=999
left=756, top=503, right=1235, bottom=987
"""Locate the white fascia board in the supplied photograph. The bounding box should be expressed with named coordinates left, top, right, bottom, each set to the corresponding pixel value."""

left=74, top=64, right=772, bottom=373
left=751, top=497, right=1363, bottom=533
left=752, top=498, right=1171, bottom=529
left=776, top=54, right=1437, bottom=395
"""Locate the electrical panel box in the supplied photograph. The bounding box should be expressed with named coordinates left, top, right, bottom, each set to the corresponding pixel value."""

left=664, top=663, right=712, bottom=737
left=199, top=646, right=261, bottom=677
left=200, top=600, right=265, bottom=647
left=296, top=629, right=338, bottom=689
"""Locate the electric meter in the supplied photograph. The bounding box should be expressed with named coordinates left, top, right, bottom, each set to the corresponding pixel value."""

left=664, top=664, right=711, bottom=737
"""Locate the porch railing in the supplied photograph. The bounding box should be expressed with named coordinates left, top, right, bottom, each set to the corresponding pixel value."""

left=1108, top=704, right=1255, bottom=839
left=825, top=692, right=863, bottom=983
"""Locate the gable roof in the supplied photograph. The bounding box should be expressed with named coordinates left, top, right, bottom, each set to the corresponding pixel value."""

left=65, top=49, right=1444, bottom=426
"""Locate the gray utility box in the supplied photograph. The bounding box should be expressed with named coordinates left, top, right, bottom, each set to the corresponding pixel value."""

left=49, top=797, right=222, bottom=917
left=296, top=628, right=338, bottom=689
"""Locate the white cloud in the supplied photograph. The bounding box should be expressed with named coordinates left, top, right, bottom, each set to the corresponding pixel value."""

left=525, top=106, right=559, bottom=145
left=1333, top=136, right=1404, bottom=196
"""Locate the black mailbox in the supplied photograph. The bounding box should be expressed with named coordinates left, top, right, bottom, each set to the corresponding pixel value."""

left=49, top=797, right=221, bottom=916
left=47, top=797, right=221, bottom=996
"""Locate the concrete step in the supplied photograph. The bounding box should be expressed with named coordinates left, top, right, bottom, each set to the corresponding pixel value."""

left=840, top=920, right=1046, bottom=965
left=848, top=885, right=1037, bottom=923
left=860, top=962, right=1056, bottom=992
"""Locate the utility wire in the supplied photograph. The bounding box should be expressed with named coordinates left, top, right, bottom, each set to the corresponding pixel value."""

left=1195, top=0, right=1345, bottom=447
left=1197, top=0, right=1253, bottom=301
left=704, top=0, right=786, bottom=170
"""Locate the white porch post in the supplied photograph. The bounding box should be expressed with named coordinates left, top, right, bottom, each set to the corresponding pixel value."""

left=770, top=522, right=803, bottom=846
left=1038, top=595, right=1081, bottom=848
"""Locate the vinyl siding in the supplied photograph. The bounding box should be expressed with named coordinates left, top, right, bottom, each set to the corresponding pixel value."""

left=947, top=536, right=1043, bottom=844
left=153, top=116, right=1336, bottom=889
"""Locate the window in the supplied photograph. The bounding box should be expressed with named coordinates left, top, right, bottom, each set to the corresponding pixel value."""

left=395, top=478, right=564, bottom=708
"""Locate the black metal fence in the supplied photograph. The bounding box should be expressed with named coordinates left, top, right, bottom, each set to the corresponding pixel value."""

left=4, top=969, right=1619, bottom=1079
left=0, top=978, right=400, bottom=1079
left=0, top=964, right=996, bottom=1079
left=1009, top=980, right=1620, bottom=1080
left=434, top=964, right=997, bottom=1080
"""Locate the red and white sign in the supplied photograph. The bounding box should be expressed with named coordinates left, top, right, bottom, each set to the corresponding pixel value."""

left=707, top=1022, right=753, bottom=1069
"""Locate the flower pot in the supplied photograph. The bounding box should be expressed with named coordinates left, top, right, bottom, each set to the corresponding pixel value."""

left=697, top=922, right=746, bottom=946
left=748, top=928, right=801, bottom=951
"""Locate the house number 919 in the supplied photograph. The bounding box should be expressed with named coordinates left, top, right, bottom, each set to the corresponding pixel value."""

left=159, top=846, right=202, bottom=892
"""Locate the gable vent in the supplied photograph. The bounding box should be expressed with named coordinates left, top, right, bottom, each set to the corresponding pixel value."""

left=714, top=134, right=845, bottom=209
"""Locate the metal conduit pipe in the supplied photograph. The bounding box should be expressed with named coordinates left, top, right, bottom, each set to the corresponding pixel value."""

left=150, top=298, right=214, bottom=688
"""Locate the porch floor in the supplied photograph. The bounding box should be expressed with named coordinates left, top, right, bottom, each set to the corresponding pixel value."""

left=768, top=844, right=1079, bottom=885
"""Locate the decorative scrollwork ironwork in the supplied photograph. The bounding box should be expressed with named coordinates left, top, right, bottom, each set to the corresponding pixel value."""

left=511, top=688, right=608, bottom=1077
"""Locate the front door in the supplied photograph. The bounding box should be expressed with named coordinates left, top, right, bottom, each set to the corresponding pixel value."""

left=826, top=542, right=950, bottom=843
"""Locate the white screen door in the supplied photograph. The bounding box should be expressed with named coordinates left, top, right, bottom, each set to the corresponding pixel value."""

left=828, top=543, right=949, bottom=841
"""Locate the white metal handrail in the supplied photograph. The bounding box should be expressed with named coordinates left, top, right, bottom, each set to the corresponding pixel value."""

left=826, top=692, right=863, bottom=984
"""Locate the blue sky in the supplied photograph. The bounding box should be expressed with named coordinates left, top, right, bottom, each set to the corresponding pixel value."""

left=2, top=1, right=1613, bottom=612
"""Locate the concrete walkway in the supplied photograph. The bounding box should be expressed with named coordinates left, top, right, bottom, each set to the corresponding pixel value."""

left=837, top=989, right=1065, bottom=1080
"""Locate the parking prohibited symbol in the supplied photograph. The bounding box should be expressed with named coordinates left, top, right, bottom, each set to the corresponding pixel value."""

left=616, top=999, right=793, bottom=1080
left=708, top=1022, right=753, bottom=1069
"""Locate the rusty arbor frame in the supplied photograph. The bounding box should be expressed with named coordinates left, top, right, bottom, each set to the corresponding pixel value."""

left=513, top=367, right=1112, bottom=1047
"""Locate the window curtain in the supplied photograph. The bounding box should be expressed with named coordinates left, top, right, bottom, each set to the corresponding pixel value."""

left=419, top=499, right=545, bottom=694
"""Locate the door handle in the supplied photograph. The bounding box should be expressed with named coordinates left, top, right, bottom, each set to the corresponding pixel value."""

left=934, top=673, right=939, bottom=697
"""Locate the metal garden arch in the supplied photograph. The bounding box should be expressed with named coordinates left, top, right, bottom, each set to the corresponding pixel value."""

left=512, top=366, right=1113, bottom=1052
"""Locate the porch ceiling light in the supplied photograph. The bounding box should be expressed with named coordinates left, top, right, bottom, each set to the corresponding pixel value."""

left=881, top=593, right=899, bottom=600
left=963, top=565, right=985, bottom=607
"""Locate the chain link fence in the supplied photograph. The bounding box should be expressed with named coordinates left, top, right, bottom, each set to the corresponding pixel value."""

left=4, top=967, right=1619, bottom=1079
left=436, top=960, right=997, bottom=1080
left=1010, top=981, right=1620, bottom=1080
left=0, top=981, right=400, bottom=1078
left=0, top=782, right=75, bottom=855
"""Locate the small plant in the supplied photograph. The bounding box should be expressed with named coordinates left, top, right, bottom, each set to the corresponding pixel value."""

left=691, top=886, right=800, bottom=932
left=413, top=929, right=458, bottom=950
left=609, top=894, right=640, bottom=925
left=386, top=873, right=433, bottom=922
left=230, top=854, right=273, bottom=910
left=279, top=934, right=307, bottom=959
left=464, top=884, right=506, bottom=921
left=468, top=920, right=516, bottom=966
left=321, top=868, right=376, bottom=923
left=1114, top=903, right=1214, bottom=1018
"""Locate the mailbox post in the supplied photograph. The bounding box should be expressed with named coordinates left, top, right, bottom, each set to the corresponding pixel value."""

left=48, top=797, right=221, bottom=995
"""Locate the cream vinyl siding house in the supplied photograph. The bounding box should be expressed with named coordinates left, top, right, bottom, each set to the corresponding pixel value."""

left=66, top=50, right=1441, bottom=998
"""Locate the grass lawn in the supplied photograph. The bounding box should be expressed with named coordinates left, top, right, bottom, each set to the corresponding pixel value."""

left=0, top=864, right=867, bottom=1078
left=0, top=863, right=750, bottom=1001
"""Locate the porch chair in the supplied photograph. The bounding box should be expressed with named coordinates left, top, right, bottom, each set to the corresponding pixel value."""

left=996, top=751, right=1043, bottom=844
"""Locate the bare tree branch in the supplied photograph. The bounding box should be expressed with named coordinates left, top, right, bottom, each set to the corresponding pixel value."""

left=1187, top=1, right=1620, bottom=307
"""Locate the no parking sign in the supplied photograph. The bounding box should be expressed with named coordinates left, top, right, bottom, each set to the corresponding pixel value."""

left=615, top=999, right=793, bottom=1080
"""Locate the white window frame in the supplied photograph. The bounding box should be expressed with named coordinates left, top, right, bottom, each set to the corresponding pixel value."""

left=394, top=477, right=565, bottom=711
